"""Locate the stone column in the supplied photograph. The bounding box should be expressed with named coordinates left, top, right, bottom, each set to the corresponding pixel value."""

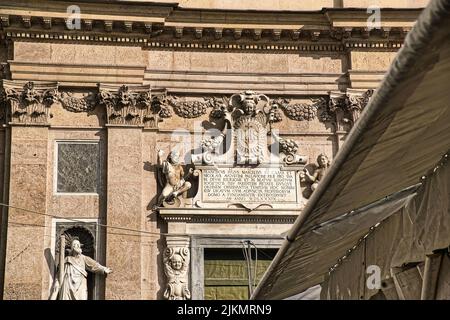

left=100, top=84, right=151, bottom=299
left=1, top=80, right=57, bottom=299
left=163, top=235, right=191, bottom=300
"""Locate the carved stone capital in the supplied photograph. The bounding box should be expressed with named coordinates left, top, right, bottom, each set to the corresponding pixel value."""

left=1, top=80, right=58, bottom=125
left=98, top=84, right=155, bottom=126
left=326, top=89, right=374, bottom=129
left=163, top=241, right=191, bottom=301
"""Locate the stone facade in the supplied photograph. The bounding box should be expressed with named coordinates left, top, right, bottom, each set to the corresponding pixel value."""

left=0, top=0, right=425, bottom=299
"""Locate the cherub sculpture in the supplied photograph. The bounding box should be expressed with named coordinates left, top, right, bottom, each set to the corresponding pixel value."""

left=156, top=149, right=192, bottom=207
left=163, top=247, right=191, bottom=300
left=301, top=153, right=330, bottom=192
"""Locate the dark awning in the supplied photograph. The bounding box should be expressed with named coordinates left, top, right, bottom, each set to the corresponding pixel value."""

left=252, top=0, right=450, bottom=300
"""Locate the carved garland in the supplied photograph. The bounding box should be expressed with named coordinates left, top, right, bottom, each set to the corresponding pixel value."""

left=159, top=96, right=229, bottom=119
left=168, top=97, right=208, bottom=118
left=59, top=92, right=97, bottom=113
left=271, top=98, right=327, bottom=122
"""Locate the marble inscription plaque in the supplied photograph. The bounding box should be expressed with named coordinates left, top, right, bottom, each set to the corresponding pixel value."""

left=202, top=167, right=297, bottom=203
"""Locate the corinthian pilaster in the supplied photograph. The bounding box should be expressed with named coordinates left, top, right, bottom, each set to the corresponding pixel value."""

left=1, top=80, right=58, bottom=125
left=327, top=89, right=374, bottom=130
left=98, top=84, right=155, bottom=127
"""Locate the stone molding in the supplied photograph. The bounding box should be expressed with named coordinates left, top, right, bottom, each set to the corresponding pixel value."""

left=0, top=2, right=419, bottom=51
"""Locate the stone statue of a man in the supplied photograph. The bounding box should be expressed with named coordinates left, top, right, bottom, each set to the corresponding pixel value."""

left=156, top=149, right=192, bottom=207
left=50, top=239, right=112, bottom=300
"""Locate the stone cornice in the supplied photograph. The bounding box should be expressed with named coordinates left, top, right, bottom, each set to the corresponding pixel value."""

left=0, top=1, right=420, bottom=50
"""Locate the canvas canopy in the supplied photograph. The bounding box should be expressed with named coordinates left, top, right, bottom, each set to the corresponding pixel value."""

left=252, top=0, right=450, bottom=300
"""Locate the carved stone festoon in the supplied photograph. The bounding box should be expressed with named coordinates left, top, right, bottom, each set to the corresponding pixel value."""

left=163, top=245, right=191, bottom=300
left=59, top=92, right=97, bottom=113
left=1, top=80, right=58, bottom=124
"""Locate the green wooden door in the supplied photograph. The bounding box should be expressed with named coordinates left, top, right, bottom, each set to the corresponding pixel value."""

left=204, top=248, right=277, bottom=300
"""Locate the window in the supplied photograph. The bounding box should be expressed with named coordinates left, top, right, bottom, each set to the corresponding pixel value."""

left=56, top=142, right=99, bottom=194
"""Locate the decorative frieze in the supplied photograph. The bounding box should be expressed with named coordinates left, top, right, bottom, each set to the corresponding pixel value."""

left=0, top=81, right=372, bottom=131
left=5, top=30, right=407, bottom=52
left=1, top=80, right=58, bottom=124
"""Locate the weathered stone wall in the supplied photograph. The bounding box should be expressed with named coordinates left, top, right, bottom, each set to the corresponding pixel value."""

left=3, top=126, right=48, bottom=299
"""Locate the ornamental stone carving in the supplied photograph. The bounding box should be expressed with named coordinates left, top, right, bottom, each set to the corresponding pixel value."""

left=209, top=97, right=229, bottom=119
left=59, top=92, right=97, bottom=113
left=163, top=246, right=191, bottom=300
left=272, top=133, right=308, bottom=166
left=325, top=90, right=374, bottom=130
left=97, top=84, right=153, bottom=126
left=271, top=98, right=327, bottom=122
left=186, top=90, right=308, bottom=167
left=1, top=80, right=58, bottom=124
left=230, top=90, right=271, bottom=164
left=168, top=96, right=209, bottom=118
left=301, top=153, right=330, bottom=196
left=159, top=95, right=229, bottom=119
left=156, top=149, right=194, bottom=208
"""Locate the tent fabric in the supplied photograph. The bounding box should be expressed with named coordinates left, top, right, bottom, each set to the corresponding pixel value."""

left=321, top=160, right=450, bottom=299
left=262, top=187, right=417, bottom=299
left=253, top=0, right=450, bottom=300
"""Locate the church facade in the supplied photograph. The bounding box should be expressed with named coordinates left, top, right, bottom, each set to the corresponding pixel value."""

left=0, top=0, right=428, bottom=300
